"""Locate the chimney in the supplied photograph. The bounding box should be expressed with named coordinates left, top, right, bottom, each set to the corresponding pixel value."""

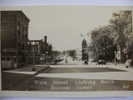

left=44, top=35, right=47, bottom=43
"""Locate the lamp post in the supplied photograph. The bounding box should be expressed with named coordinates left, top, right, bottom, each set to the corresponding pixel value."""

left=32, top=41, right=35, bottom=65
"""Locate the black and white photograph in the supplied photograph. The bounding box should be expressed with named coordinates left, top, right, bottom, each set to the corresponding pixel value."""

left=1, top=6, right=133, bottom=92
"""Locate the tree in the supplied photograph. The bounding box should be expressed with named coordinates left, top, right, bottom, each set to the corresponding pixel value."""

left=110, top=11, right=132, bottom=62
left=89, top=10, right=132, bottom=63
left=68, top=50, right=77, bottom=60
left=110, top=13, right=127, bottom=48
left=90, top=25, right=115, bottom=61
left=127, top=36, right=133, bottom=60
left=82, top=39, right=88, bottom=61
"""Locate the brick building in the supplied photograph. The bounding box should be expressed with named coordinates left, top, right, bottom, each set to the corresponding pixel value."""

left=40, top=36, right=53, bottom=64
left=25, top=40, right=41, bottom=64
left=1, top=11, right=30, bottom=69
left=24, top=35, right=53, bottom=65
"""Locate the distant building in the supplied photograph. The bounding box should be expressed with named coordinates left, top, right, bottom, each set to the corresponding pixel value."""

left=25, top=35, right=53, bottom=65
left=40, top=36, right=53, bottom=64
left=25, top=40, right=41, bottom=64
left=1, top=11, right=30, bottom=68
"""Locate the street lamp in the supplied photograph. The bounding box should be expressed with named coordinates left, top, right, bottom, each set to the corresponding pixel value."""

left=32, top=41, right=35, bottom=65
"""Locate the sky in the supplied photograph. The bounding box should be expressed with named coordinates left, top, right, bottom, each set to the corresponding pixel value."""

left=0, top=6, right=133, bottom=51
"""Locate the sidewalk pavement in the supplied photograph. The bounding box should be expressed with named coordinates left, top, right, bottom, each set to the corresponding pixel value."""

left=104, top=63, right=133, bottom=73
left=3, top=64, right=50, bottom=75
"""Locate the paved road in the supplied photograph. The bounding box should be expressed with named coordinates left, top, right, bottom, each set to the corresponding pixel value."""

left=2, top=64, right=133, bottom=91
left=43, top=67, right=125, bottom=73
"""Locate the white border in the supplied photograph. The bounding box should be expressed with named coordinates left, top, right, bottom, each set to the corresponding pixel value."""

left=0, top=0, right=133, bottom=6
left=0, top=91, right=133, bottom=97
left=0, top=0, right=133, bottom=98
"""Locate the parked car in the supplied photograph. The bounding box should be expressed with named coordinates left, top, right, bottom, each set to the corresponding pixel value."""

left=97, top=59, right=106, bottom=65
left=84, top=60, right=88, bottom=64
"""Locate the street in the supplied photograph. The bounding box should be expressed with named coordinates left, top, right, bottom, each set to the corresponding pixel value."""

left=43, top=66, right=125, bottom=73
left=2, top=63, right=133, bottom=91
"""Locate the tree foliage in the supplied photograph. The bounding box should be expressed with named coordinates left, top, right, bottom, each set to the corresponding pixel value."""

left=90, top=11, right=133, bottom=63
left=90, top=25, right=115, bottom=61
left=110, top=12, right=129, bottom=49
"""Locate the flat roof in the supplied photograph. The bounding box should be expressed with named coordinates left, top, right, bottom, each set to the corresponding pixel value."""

left=1, top=10, right=30, bottom=22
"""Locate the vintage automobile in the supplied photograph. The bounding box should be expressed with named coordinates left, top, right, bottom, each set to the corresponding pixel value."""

left=97, top=59, right=106, bottom=64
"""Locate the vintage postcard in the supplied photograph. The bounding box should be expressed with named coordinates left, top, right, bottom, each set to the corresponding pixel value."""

left=0, top=6, right=133, bottom=97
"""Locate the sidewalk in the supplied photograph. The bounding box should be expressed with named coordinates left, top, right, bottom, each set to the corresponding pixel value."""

left=3, top=64, right=50, bottom=75
left=106, top=63, right=133, bottom=73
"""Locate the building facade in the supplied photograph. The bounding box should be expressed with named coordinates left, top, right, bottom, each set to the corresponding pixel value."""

left=1, top=11, right=30, bottom=69
left=40, top=36, right=53, bottom=64
left=25, top=35, right=53, bottom=65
